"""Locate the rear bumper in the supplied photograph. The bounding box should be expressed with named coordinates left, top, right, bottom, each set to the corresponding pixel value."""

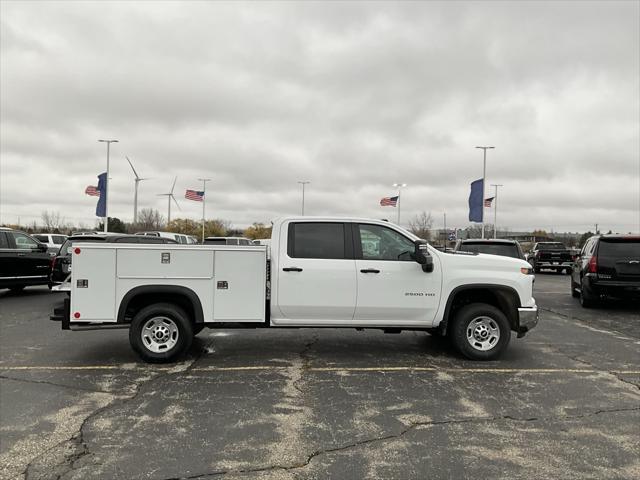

left=517, top=305, right=539, bottom=336
left=585, top=277, right=640, bottom=299
left=536, top=261, right=572, bottom=268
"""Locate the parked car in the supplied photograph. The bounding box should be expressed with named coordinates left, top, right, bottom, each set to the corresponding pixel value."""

left=0, top=227, right=51, bottom=292
left=203, top=236, right=254, bottom=245
left=528, top=242, right=573, bottom=274
left=570, top=234, right=640, bottom=307
left=135, top=231, right=194, bottom=244
left=50, top=234, right=178, bottom=287
left=33, top=233, right=68, bottom=254
left=453, top=239, right=525, bottom=260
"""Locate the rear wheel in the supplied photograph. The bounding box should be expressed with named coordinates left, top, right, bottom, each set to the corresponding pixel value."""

left=579, top=279, right=597, bottom=308
left=129, top=303, right=194, bottom=363
left=570, top=278, right=580, bottom=298
left=450, top=303, right=511, bottom=360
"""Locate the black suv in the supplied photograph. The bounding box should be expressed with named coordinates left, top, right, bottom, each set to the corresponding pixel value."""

left=50, top=234, right=178, bottom=286
left=453, top=239, right=525, bottom=259
left=0, top=227, right=51, bottom=292
left=571, top=235, right=640, bottom=307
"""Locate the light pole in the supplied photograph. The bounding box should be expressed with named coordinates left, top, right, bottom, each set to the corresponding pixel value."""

left=298, top=181, right=310, bottom=215
left=491, top=184, right=503, bottom=239
left=198, top=178, right=211, bottom=242
left=98, top=139, right=118, bottom=232
left=392, top=183, right=407, bottom=225
left=475, top=146, right=494, bottom=239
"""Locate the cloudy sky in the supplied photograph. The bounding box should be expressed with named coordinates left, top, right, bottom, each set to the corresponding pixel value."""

left=1, top=1, right=639, bottom=233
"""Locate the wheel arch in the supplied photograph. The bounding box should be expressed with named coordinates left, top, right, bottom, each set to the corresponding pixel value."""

left=441, top=284, right=521, bottom=333
left=117, top=285, right=205, bottom=324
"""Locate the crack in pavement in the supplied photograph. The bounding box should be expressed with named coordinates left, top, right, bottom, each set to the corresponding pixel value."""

left=292, top=334, right=319, bottom=395
left=23, top=338, right=215, bottom=480
left=157, top=406, right=640, bottom=479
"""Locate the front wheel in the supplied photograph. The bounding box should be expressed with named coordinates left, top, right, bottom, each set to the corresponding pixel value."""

left=129, top=303, right=194, bottom=363
left=450, top=303, right=511, bottom=360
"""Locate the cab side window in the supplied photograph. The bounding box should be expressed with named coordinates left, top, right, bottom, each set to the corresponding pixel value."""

left=11, top=232, right=38, bottom=249
left=358, top=224, right=414, bottom=261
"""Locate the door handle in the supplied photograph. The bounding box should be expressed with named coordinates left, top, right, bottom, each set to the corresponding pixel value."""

left=283, top=267, right=303, bottom=272
left=360, top=268, right=380, bottom=274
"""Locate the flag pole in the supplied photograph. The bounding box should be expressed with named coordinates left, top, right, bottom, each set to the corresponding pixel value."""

left=392, top=183, right=407, bottom=225
left=98, top=139, right=118, bottom=232
left=475, top=146, right=494, bottom=239
left=198, top=178, right=211, bottom=243
left=491, top=184, right=503, bottom=239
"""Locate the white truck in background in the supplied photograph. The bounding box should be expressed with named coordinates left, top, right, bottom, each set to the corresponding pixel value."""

left=54, top=217, right=538, bottom=362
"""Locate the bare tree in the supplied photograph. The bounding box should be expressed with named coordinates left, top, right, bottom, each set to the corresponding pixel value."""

left=135, top=208, right=166, bottom=231
left=408, top=211, right=433, bottom=241
left=41, top=210, right=64, bottom=232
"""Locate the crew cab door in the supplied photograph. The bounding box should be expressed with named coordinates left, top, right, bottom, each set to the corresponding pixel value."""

left=354, top=223, right=441, bottom=323
left=276, top=222, right=357, bottom=321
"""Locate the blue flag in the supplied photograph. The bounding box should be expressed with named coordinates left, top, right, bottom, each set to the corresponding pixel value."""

left=468, top=179, right=483, bottom=222
left=96, top=172, right=107, bottom=217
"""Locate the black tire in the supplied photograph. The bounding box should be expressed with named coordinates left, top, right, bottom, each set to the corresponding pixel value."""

left=129, top=303, right=194, bottom=363
left=450, top=303, right=511, bottom=360
left=570, top=278, right=580, bottom=298
left=533, top=264, right=540, bottom=274
left=579, top=279, right=597, bottom=308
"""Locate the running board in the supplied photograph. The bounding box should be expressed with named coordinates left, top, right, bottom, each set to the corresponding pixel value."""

left=69, top=324, right=130, bottom=331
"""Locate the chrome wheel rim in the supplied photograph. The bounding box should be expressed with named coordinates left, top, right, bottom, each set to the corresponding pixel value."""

left=141, top=316, right=179, bottom=353
left=466, top=316, right=500, bottom=351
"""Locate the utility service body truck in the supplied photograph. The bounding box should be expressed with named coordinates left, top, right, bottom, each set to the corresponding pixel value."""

left=55, top=217, right=539, bottom=362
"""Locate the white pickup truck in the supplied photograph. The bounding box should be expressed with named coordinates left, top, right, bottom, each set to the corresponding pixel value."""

left=54, top=217, right=538, bottom=362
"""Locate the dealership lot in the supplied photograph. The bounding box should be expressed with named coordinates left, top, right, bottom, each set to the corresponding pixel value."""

left=1, top=274, right=639, bottom=480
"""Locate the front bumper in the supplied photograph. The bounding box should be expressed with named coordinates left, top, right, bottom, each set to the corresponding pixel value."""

left=517, top=305, right=539, bottom=336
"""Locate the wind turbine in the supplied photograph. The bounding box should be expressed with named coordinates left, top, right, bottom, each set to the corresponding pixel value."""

left=158, top=176, right=180, bottom=223
left=126, top=156, right=150, bottom=224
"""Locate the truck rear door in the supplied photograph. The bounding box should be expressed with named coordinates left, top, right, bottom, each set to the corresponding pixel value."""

left=276, top=221, right=356, bottom=321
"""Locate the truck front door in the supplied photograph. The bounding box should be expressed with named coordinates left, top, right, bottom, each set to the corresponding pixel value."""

left=276, top=222, right=357, bottom=321
left=353, top=223, right=441, bottom=324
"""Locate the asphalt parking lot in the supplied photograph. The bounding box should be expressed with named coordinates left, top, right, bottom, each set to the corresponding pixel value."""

left=1, top=274, right=639, bottom=480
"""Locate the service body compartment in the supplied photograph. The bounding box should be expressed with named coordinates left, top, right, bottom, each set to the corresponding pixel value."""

left=70, top=247, right=116, bottom=322
left=213, top=249, right=266, bottom=321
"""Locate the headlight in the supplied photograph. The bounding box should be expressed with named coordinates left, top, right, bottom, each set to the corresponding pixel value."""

left=520, top=267, right=534, bottom=275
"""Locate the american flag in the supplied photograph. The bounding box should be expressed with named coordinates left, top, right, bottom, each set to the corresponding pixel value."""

left=380, top=196, right=399, bottom=207
left=85, top=185, right=100, bottom=197
left=484, top=197, right=494, bottom=207
left=185, top=189, right=205, bottom=202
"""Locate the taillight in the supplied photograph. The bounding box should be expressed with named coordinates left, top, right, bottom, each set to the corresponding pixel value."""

left=50, top=257, right=56, bottom=269
left=587, top=255, right=597, bottom=273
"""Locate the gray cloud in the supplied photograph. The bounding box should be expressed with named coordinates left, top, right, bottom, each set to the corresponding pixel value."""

left=1, top=0, right=638, bottom=233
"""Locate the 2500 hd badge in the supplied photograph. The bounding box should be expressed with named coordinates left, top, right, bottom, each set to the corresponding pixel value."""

left=405, top=292, right=436, bottom=297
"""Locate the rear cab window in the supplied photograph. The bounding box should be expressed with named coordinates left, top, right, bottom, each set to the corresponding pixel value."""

left=287, top=222, right=349, bottom=259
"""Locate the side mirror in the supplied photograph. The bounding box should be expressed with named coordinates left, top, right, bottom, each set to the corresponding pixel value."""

left=412, top=240, right=434, bottom=273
